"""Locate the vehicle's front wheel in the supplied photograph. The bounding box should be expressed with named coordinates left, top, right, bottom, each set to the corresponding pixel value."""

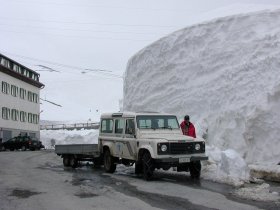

left=142, top=152, right=154, bottom=181
left=189, top=161, right=201, bottom=179
left=104, top=149, right=116, bottom=173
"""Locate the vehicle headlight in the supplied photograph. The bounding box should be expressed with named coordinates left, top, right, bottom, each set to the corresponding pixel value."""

left=161, top=144, right=168, bottom=152
left=195, top=143, right=200, bottom=151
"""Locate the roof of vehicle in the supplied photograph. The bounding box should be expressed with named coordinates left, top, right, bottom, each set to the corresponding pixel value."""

left=101, top=111, right=176, bottom=118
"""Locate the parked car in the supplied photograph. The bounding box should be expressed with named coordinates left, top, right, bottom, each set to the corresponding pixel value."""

left=31, top=137, right=45, bottom=150
left=2, top=136, right=40, bottom=151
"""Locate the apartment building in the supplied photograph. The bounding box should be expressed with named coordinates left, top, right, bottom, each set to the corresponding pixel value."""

left=0, top=53, right=44, bottom=142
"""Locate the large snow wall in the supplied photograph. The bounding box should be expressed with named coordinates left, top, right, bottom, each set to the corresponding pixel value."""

left=124, top=10, right=280, bottom=166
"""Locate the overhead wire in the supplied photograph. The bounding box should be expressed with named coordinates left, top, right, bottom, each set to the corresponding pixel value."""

left=1, top=51, right=123, bottom=80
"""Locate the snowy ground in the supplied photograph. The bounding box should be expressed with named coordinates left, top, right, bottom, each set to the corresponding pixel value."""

left=40, top=129, right=280, bottom=202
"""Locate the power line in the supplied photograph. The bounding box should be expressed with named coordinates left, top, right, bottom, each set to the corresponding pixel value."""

left=0, top=29, right=153, bottom=42
left=1, top=51, right=123, bottom=79
left=0, top=16, right=178, bottom=28
left=5, top=0, right=192, bottom=13
left=0, top=22, right=166, bottom=36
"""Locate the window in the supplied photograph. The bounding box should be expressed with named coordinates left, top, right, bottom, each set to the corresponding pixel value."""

left=115, top=119, right=125, bottom=134
left=2, top=107, right=10, bottom=120
left=32, top=93, right=38, bottom=103
left=28, top=91, right=32, bottom=102
left=13, top=64, right=21, bottom=73
left=101, top=119, right=113, bottom=133
left=0, top=57, right=11, bottom=68
left=28, top=113, right=33, bottom=123
left=20, top=88, right=26, bottom=99
left=1, top=82, right=10, bottom=94
left=136, top=115, right=179, bottom=129
left=20, top=111, right=27, bottom=122
left=125, top=119, right=135, bottom=135
left=32, top=114, right=39, bottom=124
left=11, top=85, right=18, bottom=97
left=11, top=109, right=19, bottom=121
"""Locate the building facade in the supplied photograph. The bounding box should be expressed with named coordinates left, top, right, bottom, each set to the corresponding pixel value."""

left=0, top=54, right=44, bottom=142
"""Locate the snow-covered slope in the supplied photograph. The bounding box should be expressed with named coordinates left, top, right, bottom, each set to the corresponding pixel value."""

left=124, top=9, right=280, bottom=177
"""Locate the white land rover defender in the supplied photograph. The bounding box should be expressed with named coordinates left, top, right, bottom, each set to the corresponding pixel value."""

left=100, top=112, right=208, bottom=180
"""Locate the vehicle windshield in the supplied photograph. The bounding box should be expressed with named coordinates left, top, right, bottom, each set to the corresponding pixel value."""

left=136, top=115, right=179, bottom=130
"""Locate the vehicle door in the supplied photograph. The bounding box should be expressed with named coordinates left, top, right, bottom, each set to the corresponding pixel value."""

left=6, top=138, right=15, bottom=149
left=113, top=118, right=125, bottom=157
left=14, top=137, right=21, bottom=149
left=122, top=118, right=137, bottom=160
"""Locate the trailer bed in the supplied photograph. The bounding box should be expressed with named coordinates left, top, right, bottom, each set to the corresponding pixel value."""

left=55, top=144, right=100, bottom=156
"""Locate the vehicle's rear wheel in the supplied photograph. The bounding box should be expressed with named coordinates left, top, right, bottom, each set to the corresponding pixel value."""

left=142, top=152, right=154, bottom=181
left=189, top=161, right=201, bottom=179
left=104, top=149, right=116, bottom=173
left=21, top=145, right=26, bottom=151
left=10, top=148, right=14, bottom=151
left=63, top=156, right=70, bottom=167
left=70, top=156, right=78, bottom=168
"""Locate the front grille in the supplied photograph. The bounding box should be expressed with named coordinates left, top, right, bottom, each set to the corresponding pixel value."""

left=169, top=142, right=204, bottom=154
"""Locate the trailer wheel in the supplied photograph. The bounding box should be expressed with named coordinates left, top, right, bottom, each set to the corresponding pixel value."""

left=70, top=156, right=78, bottom=168
left=63, top=156, right=70, bottom=167
left=104, top=150, right=116, bottom=173
left=189, top=161, right=201, bottom=179
left=142, top=152, right=154, bottom=181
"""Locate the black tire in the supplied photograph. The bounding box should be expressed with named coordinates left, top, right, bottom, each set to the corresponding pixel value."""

left=189, top=161, right=201, bottom=179
left=142, top=152, right=154, bottom=181
left=93, top=157, right=102, bottom=168
left=104, top=149, right=116, bottom=173
left=10, top=148, right=14, bottom=151
left=70, top=156, right=78, bottom=168
left=21, top=145, right=26, bottom=151
left=63, top=156, right=70, bottom=167
left=135, top=161, right=142, bottom=174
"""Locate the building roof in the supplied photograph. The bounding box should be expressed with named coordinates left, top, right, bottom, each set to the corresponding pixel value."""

left=0, top=53, right=44, bottom=88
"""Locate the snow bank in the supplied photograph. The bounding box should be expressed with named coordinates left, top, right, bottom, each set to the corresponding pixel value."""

left=40, top=129, right=99, bottom=149
left=123, top=9, right=280, bottom=184
left=249, top=164, right=280, bottom=182
left=234, top=183, right=279, bottom=202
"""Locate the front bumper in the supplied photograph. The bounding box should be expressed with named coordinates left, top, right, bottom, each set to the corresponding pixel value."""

left=154, top=155, right=208, bottom=163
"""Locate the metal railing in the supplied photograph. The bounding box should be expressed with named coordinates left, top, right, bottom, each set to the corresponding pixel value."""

left=40, top=122, right=100, bottom=130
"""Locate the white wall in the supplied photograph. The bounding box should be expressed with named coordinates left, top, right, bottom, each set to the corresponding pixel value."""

left=0, top=71, right=40, bottom=132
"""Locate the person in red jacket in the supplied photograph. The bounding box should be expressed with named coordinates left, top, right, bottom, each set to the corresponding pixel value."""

left=180, top=115, right=196, bottom=138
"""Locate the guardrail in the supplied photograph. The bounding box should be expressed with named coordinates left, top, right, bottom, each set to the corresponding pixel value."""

left=40, top=122, right=100, bottom=130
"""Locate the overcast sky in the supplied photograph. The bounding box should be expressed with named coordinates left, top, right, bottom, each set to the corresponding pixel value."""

left=1, top=0, right=280, bottom=122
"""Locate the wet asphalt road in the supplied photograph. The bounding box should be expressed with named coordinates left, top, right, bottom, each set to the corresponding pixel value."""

left=0, top=150, right=279, bottom=210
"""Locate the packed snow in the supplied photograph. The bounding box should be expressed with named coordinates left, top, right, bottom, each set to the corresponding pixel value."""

left=123, top=9, right=280, bottom=185
left=40, top=129, right=98, bottom=149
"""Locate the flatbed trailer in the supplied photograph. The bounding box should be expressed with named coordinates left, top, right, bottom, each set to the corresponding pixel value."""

left=55, top=144, right=102, bottom=168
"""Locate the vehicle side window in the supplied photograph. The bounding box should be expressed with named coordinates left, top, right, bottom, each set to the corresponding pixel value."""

left=101, top=119, right=113, bottom=133
left=125, top=119, right=135, bottom=135
left=115, top=119, right=124, bottom=134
